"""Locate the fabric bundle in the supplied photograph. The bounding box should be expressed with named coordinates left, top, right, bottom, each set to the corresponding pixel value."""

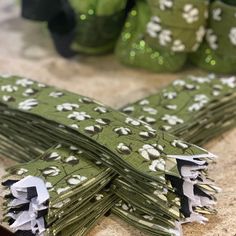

left=190, top=0, right=236, bottom=74
left=1, top=74, right=234, bottom=235
left=20, top=0, right=236, bottom=74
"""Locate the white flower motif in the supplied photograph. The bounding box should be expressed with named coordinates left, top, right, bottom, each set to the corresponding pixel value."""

left=229, top=27, right=236, bottom=45
left=172, top=40, right=185, bottom=52
left=18, top=98, right=38, bottom=111
left=122, top=106, right=134, bottom=113
left=17, top=168, right=28, bottom=175
left=147, top=16, right=162, bottom=38
left=84, top=125, right=103, bottom=134
left=43, top=166, right=60, bottom=177
left=117, top=143, right=132, bottom=155
left=190, top=76, right=211, bottom=83
left=171, top=140, right=188, bottom=149
left=161, top=125, right=172, bottom=131
left=56, top=103, right=79, bottom=112
left=163, top=91, right=177, bottom=99
left=49, top=91, right=64, bottom=98
left=196, top=26, right=206, bottom=42
left=165, top=104, right=177, bottom=110
left=159, top=30, right=172, bottom=46
left=2, top=95, right=14, bottom=102
left=182, top=4, right=199, bottom=24
left=143, top=215, right=154, bottom=221
left=94, top=106, right=108, bottom=113
left=121, top=203, right=136, bottom=212
left=173, top=80, right=186, bottom=86
left=114, top=127, right=132, bottom=136
left=23, top=88, right=36, bottom=97
left=221, top=76, right=236, bottom=88
left=16, top=78, right=33, bottom=87
left=194, top=94, right=209, bottom=103
left=65, top=156, right=79, bottom=164
left=139, top=99, right=150, bottom=105
left=159, top=0, right=173, bottom=10
left=142, top=107, right=158, bottom=115
left=139, top=144, right=160, bottom=160
left=188, top=103, right=204, bottom=112
left=139, top=116, right=157, bottom=124
left=95, top=194, right=104, bottom=201
left=46, top=182, right=53, bottom=190
left=1, top=85, right=18, bottom=92
left=67, top=111, right=91, bottom=121
left=206, top=29, right=218, bottom=50
left=149, top=159, right=166, bottom=171
left=139, top=131, right=156, bottom=139
left=95, top=118, right=110, bottom=125
left=70, top=124, right=79, bottom=129
left=57, top=186, right=70, bottom=194
left=45, top=152, right=61, bottom=161
left=67, top=175, right=87, bottom=185
left=162, top=114, right=184, bottom=125
left=212, top=8, right=222, bottom=21
left=125, top=117, right=141, bottom=126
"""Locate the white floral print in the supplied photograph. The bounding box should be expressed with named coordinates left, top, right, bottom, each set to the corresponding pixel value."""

left=117, top=143, right=132, bottom=155
left=171, top=140, right=188, bottom=149
left=142, top=107, right=158, bottom=115
left=221, top=76, right=236, bottom=88
left=1, top=85, right=18, bottom=92
left=43, top=166, right=60, bottom=177
left=67, top=175, right=87, bottom=185
left=139, top=99, right=149, bottom=105
left=95, top=194, right=104, bottom=201
left=16, top=168, right=28, bottom=175
left=94, top=106, right=108, bottom=113
left=182, top=4, right=199, bottom=24
left=18, top=98, right=38, bottom=111
left=23, top=88, right=36, bottom=97
left=67, top=111, right=91, bottom=121
left=2, top=95, right=14, bottom=102
left=206, top=29, right=218, bottom=50
left=125, top=117, right=141, bottom=126
left=122, top=106, right=134, bottom=113
left=173, top=80, right=186, bottom=86
left=172, top=40, right=185, bottom=52
left=159, top=0, right=173, bottom=11
left=139, top=116, right=157, bottom=124
left=84, top=125, right=103, bottom=134
left=149, top=159, right=166, bottom=171
left=163, top=91, right=177, bottom=99
left=159, top=29, right=172, bottom=46
left=196, top=26, right=206, bottom=43
left=147, top=16, right=162, bottom=38
left=212, top=8, right=222, bottom=21
left=165, top=104, right=177, bottom=110
left=56, top=186, right=70, bottom=194
left=114, top=127, right=132, bottom=136
left=56, top=103, right=79, bottom=112
left=162, top=114, right=184, bottom=125
left=49, top=91, right=64, bottom=98
left=139, top=144, right=160, bottom=160
left=16, top=78, right=33, bottom=87
left=229, top=27, right=236, bottom=46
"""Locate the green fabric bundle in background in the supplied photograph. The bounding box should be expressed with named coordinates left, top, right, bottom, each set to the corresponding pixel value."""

left=1, top=74, right=235, bottom=235
left=190, top=1, right=236, bottom=74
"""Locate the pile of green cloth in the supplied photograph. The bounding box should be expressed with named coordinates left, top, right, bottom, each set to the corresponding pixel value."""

left=21, top=0, right=236, bottom=73
left=1, top=73, right=236, bottom=235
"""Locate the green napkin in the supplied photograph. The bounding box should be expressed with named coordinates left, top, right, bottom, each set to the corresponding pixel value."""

left=69, top=0, right=128, bottom=54
left=2, top=74, right=227, bottom=235
left=190, top=1, right=236, bottom=73
left=115, top=0, right=187, bottom=73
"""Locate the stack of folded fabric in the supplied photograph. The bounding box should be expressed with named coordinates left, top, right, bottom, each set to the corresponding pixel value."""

left=0, top=75, right=222, bottom=236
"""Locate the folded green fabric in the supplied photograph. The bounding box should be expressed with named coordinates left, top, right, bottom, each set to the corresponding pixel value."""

left=146, top=0, right=209, bottom=52
left=0, top=75, right=219, bottom=236
left=69, top=0, right=128, bottom=54
left=115, top=0, right=187, bottom=73
left=190, top=1, right=236, bottom=73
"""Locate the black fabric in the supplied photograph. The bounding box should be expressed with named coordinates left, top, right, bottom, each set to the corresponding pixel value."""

left=21, top=0, right=63, bottom=21
left=48, top=1, right=77, bottom=58
left=15, top=230, right=35, bottom=236
left=2, top=179, right=18, bottom=187
left=0, top=225, right=14, bottom=236
left=27, top=186, right=38, bottom=200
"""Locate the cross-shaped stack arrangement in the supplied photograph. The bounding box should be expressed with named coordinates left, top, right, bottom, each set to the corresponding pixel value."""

left=1, top=74, right=235, bottom=236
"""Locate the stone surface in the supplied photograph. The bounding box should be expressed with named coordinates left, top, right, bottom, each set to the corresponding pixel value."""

left=0, top=1, right=235, bottom=235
